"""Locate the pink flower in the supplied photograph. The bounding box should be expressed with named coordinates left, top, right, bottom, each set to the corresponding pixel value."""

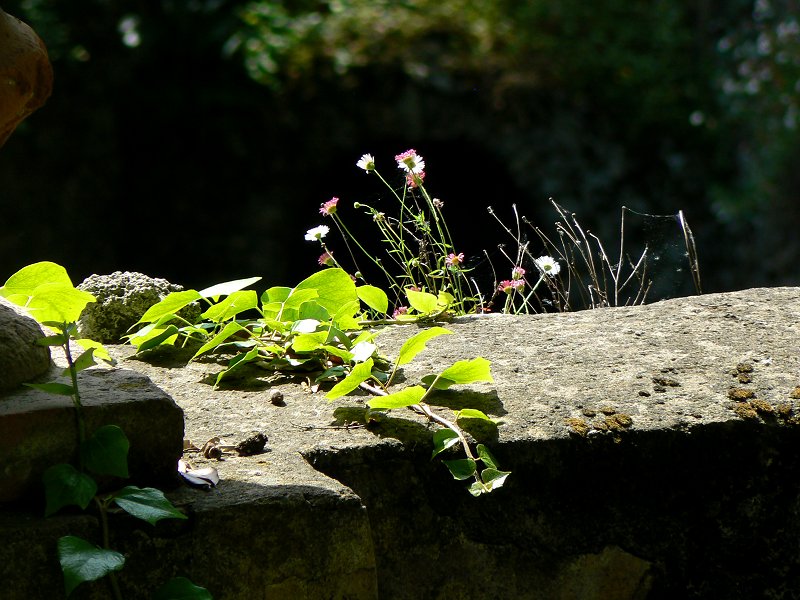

left=445, top=252, right=465, bottom=268
left=319, top=197, right=339, bottom=217
left=392, top=306, right=408, bottom=319
left=498, top=279, right=524, bottom=294
left=395, top=149, right=426, bottom=174
left=406, top=170, right=425, bottom=188
left=318, top=251, right=335, bottom=267
left=512, top=266, right=526, bottom=280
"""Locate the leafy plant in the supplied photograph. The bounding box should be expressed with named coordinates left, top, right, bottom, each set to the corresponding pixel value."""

left=127, top=267, right=508, bottom=493
left=0, top=262, right=210, bottom=599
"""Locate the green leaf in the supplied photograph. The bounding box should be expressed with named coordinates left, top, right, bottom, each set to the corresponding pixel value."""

left=191, top=322, right=248, bottom=360
left=326, top=358, right=375, bottom=400
left=406, top=289, right=438, bottom=314
left=295, top=268, right=358, bottom=319
left=480, top=467, right=511, bottom=491
left=215, top=346, right=261, bottom=388
left=456, top=409, right=493, bottom=423
left=76, top=339, right=112, bottom=363
left=283, top=288, right=319, bottom=310
left=367, top=385, right=426, bottom=410
left=423, top=357, right=494, bottom=389
left=65, top=347, right=97, bottom=376
left=201, top=290, right=258, bottom=323
left=292, top=331, right=327, bottom=353
left=25, top=382, right=75, bottom=396
left=58, top=535, right=125, bottom=596
left=43, top=464, right=97, bottom=516
left=36, top=334, right=68, bottom=346
left=1, top=262, right=73, bottom=296
left=199, top=276, right=262, bottom=300
left=112, top=486, right=187, bottom=525
left=351, top=341, right=376, bottom=363
left=137, top=290, right=203, bottom=325
left=262, top=286, right=291, bottom=304
left=431, top=429, right=460, bottom=459
left=290, top=319, right=321, bottom=334
left=331, top=299, right=362, bottom=331
left=396, top=326, right=452, bottom=366
left=24, top=283, right=96, bottom=324
left=436, top=291, right=455, bottom=309
left=443, top=458, right=477, bottom=480
left=357, top=285, right=389, bottom=314
left=154, top=577, right=213, bottom=600
left=133, top=324, right=180, bottom=352
left=81, top=425, right=129, bottom=478
left=476, top=444, right=499, bottom=470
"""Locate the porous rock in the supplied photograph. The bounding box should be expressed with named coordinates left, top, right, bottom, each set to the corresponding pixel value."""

left=0, top=9, right=53, bottom=148
left=0, top=297, right=51, bottom=393
left=77, top=271, right=200, bottom=343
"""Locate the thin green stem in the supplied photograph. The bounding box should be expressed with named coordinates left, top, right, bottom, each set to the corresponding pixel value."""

left=95, top=496, right=124, bottom=600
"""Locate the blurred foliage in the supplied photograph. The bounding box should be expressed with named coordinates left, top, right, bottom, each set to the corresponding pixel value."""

left=1, top=0, right=798, bottom=294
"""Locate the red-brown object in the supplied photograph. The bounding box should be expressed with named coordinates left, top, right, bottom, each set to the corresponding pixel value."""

left=0, top=8, right=53, bottom=147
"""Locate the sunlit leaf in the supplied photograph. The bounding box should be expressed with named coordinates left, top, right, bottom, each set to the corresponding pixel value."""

left=24, top=283, right=96, bottom=324
left=456, top=409, right=493, bottom=423
left=396, top=326, right=452, bottom=366
left=199, top=276, right=261, bottom=300
left=476, top=444, right=499, bottom=470
left=58, top=536, right=125, bottom=597
left=291, top=331, right=327, bottom=352
left=261, top=286, right=291, bottom=304
left=1, top=261, right=72, bottom=297
left=214, top=346, right=261, bottom=388
left=326, top=358, right=374, bottom=400
left=191, top=322, right=248, bottom=360
left=66, top=347, right=97, bottom=376
left=406, top=289, right=438, bottom=314
left=480, top=467, right=511, bottom=491
left=25, top=382, right=75, bottom=396
left=36, top=334, right=67, bottom=346
left=76, top=338, right=112, bottom=363
left=357, top=285, right=389, bottom=314
left=201, top=290, right=258, bottom=323
left=351, top=341, right=376, bottom=363
left=290, top=318, right=320, bottom=334
left=81, top=425, right=129, bottom=478
left=137, top=290, right=203, bottom=325
left=422, top=357, right=493, bottom=389
left=443, top=458, right=477, bottom=480
left=133, top=324, right=180, bottom=352
left=431, top=429, right=460, bottom=459
left=111, top=486, right=187, bottom=525
left=43, top=464, right=97, bottom=516
left=154, top=576, right=213, bottom=600
left=295, top=268, right=358, bottom=319
left=367, top=385, right=426, bottom=410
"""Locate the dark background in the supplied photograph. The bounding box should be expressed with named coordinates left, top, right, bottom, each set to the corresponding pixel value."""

left=2, top=0, right=798, bottom=303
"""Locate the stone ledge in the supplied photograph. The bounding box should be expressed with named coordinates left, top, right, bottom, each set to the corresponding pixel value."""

left=0, top=366, right=183, bottom=503
left=2, top=287, right=800, bottom=598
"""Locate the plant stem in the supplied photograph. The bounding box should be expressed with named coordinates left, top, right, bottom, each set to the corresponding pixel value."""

left=95, top=496, right=124, bottom=600
left=61, top=333, right=87, bottom=468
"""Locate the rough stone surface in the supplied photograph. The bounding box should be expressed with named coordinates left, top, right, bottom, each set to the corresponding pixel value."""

left=0, top=9, right=52, bottom=147
left=0, top=297, right=51, bottom=392
left=0, top=359, right=183, bottom=503
left=77, top=271, right=201, bottom=343
left=3, top=287, right=800, bottom=598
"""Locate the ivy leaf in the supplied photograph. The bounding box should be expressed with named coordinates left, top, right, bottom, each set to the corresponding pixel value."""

left=431, top=429, right=460, bottom=459
left=326, top=358, right=374, bottom=400
left=198, top=276, right=261, bottom=301
left=154, top=577, right=213, bottom=600
left=357, top=285, right=389, bottom=314
left=76, top=338, right=112, bottom=363
left=295, top=268, right=358, bottom=319
left=131, top=324, right=180, bottom=352
left=291, top=331, right=327, bottom=352
left=81, top=425, right=129, bottom=478
left=42, top=464, right=97, bottom=516
left=201, top=290, right=258, bottom=323
left=136, top=290, right=203, bottom=325
left=65, top=347, right=97, bottom=376
left=396, top=326, right=452, bottom=366
left=367, top=385, right=426, bottom=410
left=1, top=261, right=72, bottom=296
left=422, top=357, right=493, bottom=389
left=455, top=409, right=493, bottom=423
left=443, top=458, right=477, bottom=481
left=476, top=444, right=499, bottom=470
left=24, top=283, right=96, bottom=324
left=111, top=486, right=187, bottom=525
left=214, top=346, right=261, bottom=388
left=25, top=382, right=74, bottom=396
left=191, top=321, right=248, bottom=360
left=406, top=289, right=439, bottom=314
left=480, top=467, right=511, bottom=492
left=58, top=535, right=125, bottom=596
left=36, top=333, right=68, bottom=346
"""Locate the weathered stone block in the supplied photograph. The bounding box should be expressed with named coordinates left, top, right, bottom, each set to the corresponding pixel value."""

left=0, top=366, right=183, bottom=503
left=0, top=297, right=51, bottom=393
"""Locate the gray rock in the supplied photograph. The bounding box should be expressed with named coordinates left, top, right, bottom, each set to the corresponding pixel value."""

left=77, top=271, right=200, bottom=343
left=0, top=297, right=51, bottom=393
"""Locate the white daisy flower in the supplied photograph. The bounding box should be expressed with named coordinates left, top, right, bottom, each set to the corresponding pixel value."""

left=304, top=225, right=330, bottom=241
left=534, top=255, right=561, bottom=276
left=356, top=153, right=375, bottom=172
left=394, top=149, right=425, bottom=174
